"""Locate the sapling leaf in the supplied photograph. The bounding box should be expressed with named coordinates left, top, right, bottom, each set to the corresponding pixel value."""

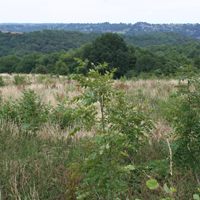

left=170, top=187, right=177, bottom=194
left=99, top=150, right=104, bottom=155
left=164, top=183, right=170, bottom=194
left=146, top=179, right=159, bottom=189
left=22, top=123, right=31, bottom=130
left=121, top=152, right=127, bottom=157
left=106, top=143, right=110, bottom=149
left=193, top=194, right=200, bottom=200
left=125, top=165, right=135, bottom=170
left=100, top=145, right=105, bottom=149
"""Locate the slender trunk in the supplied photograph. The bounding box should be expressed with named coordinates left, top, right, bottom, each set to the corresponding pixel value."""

left=100, top=93, right=105, bottom=132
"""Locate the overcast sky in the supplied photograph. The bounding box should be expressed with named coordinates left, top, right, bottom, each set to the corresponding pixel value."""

left=0, top=0, right=199, bottom=24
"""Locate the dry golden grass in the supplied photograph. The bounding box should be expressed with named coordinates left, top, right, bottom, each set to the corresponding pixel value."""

left=0, top=73, right=179, bottom=140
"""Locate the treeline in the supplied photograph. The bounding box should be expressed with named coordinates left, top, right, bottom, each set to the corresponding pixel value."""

left=0, top=30, right=101, bottom=57
left=1, top=33, right=200, bottom=78
left=1, top=22, right=200, bottom=38
left=0, top=29, right=198, bottom=57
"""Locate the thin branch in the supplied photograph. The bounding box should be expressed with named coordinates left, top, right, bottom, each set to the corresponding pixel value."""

left=94, top=187, right=101, bottom=200
left=166, top=139, right=173, bottom=176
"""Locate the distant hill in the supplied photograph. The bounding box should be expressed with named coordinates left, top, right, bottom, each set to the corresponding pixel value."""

left=1, top=22, right=200, bottom=38
left=0, top=29, right=199, bottom=57
left=122, top=32, right=199, bottom=47
left=0, top=30, right=101, bottom=57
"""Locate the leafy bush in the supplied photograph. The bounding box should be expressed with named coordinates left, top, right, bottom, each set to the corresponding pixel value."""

left=44, top=77, right=53, bottom=86
left=36, top=74, right=46, bottom=84
left=35, top=65, right=48, bottom=74
left=0, top=98, right=20, bottom=123
left=50, top=98, right=74, bottom=130
left=0, top=89, right=51, bottom=135
left=17, top=89, right=51, bottom=134
left=13, top=75, right=31, bottom=85
left=0, top=76, right=6, bottom=86
left=163, top=66, right=200, bottom=182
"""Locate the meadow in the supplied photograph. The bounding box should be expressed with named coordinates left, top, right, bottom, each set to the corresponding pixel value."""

left=0, top=66, right=199, bottom=199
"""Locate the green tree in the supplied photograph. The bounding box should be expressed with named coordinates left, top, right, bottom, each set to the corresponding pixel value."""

left=16, top=53, right=40, bottom=73
left=135, top=54, right=156, bottom=73
left=55, top=60, right=69, bottom=75
left=59, top=49, right=77, bottom=73
left=0, top=55, right=21, bottom=73
left=194, top=55, right=200, bottom=69
left=69, top=59, right=154, bottom=198
left=164, top=66, right=200, bottom=183
left=89, top=33, right=129, bottom=78
left=35, top=65, right=48, bottom=74
left=45, top=52, right=61, bottom=73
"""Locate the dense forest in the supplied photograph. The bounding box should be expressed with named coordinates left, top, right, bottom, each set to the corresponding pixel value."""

left=0, top=29, right=199, bottom=57
left=1, top=22, right=200, bottom=38
left=1, top=32, right=200, bottom=78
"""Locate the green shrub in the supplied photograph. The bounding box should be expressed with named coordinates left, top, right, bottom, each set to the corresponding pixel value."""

left=13, top=75, right=31, bottom=85
left=36, top=74, right=46, bottom=84
left=119, top=75, right=127, bottom=82
left=164, top=66, right=200, bottom=181
left=17, top=89, right=51, bottom=134
left=0, top=76, right=5, bottom=86
left=125, top=69, right=137, bottom=79
left=35, top=65, right=48, bottom=74
left=50, top=98, right=74, bottom=130
left=0, top=89, right=51, bottom=135
left=45, top=77, right=53, bottom=85
left=0, top=98, right=20, bottom=124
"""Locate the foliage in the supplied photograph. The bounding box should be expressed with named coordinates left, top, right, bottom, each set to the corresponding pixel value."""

left=13, top=75, right=31, bottom=85
left=1, top=70, right=200, bottom=198
left=16, top=89, right=51, bottom=134
left=35, top=64, right=48, bottom=74
left=0, top=76, right=6, bottom=86
left=50, top=97, right=74, bottom=130
left=0, top=55, right=21, bottom=73
left=0, top=89, right=51, bottom=135
left=89, top=32, right=129, bottom=78
left=166, top=66, right=200, bottom=173
left=0, top=23, right=199, bottom=58
left=1, top=30, right=200, bottom=78
left=16, top=53, right=41, bottom=73
left=36, top=74, right=46, bottom=84
left=68, top=59, right=154, bottom=198
left=55, top=60, right=70, bottom=75
left=0, top=30, right=101, bottom=57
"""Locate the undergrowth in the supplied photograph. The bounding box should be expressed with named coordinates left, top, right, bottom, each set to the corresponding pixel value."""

left=0, top=63, right=200, bottom=199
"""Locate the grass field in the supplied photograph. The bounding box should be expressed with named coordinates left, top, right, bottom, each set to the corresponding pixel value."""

left=0, top=73, right=198, bottom=199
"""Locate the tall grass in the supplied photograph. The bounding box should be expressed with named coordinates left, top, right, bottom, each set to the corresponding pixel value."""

left=0, top=73, right=199, bottom=199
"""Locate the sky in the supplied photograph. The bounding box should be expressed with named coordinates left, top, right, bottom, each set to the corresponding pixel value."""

left=0, top=0, right=200, bottom=24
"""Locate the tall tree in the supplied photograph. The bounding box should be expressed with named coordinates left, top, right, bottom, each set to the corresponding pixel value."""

left=89, top=33, right=129, bottom=78
left=16, top=53, right=40, bottom=73
left=0, top=55, right=21, bottom=73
